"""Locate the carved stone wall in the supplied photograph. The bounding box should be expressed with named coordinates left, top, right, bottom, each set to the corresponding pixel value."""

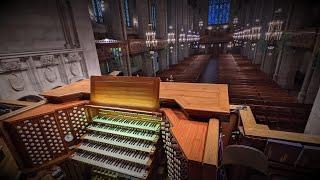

left=0, top=50, right=86, bottom=100
left=0, top=0, right=100, bottom=100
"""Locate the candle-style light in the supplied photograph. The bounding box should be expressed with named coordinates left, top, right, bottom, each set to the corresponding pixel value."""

left=167, top=26, right=175, bottom=53
left=146, top=23, right=157, bottom=49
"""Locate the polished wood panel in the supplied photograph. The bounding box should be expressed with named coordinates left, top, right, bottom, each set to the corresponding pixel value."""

left=5, top=100, right=88, bottom=122
left=162, top=108, right=208, bottom=162
left=41, top=79, right=230, bottom=115
left=41, top=79, right=90, bottom=102
left=161, top=82, right=229, bottom=115
left=162, top=108, right=220, bottom=180
left=236, top=105, right=320, bottom=145
left=0, top=100, right=45, bottom=121
left=203, top=118, right=219, bottom=166
left=90, top=76, right=160, bottom=112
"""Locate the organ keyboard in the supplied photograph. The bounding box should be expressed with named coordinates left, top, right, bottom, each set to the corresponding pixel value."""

left=82, top=132, right=156, bottom=153
left=71, top=106, right=162, bottom=179
left=70, top=76, right=163, bottom=179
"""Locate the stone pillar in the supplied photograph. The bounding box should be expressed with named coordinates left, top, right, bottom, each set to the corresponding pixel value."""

left=136, top=0, right=149, bottom=39
left=298, top=33, right=320, bottom=102
left=262, top=48, right=277, bottom=76
left=273, top=46, right=285, bottom=81
left=304, top=67, right=320, bottom=104
left=177, top=0, right=184, bottom=62
left=142, top=52, right=157, bottom=77
left=158, top=48, right=169, bottom=71
left=69, top=0, right=101, bottom=76
left=253, top=41, right=265, bottom=64
left=106, top=0, right=131, bottom=76
left=277, top=47, right=300, bottom=89
left=156, top=0, right=168, bottom=71
left=304, top=87, right=320, bottom=135
left=167, top=0, right=178, bottom=65
left=108, top=0, right=125, bottom=40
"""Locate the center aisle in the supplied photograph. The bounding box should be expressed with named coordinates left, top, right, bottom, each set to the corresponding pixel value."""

left=198, top=58, right=219, bottom=83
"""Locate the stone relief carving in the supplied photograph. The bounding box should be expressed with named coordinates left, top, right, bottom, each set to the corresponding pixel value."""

left=39, top=55, right=58, bottom=66
left=0, top=58, right=22, bottom=72
left=8, top=73, right=25, bottom=91
left=44, top=67, right=57, bottom=82
left=66, top=52, right=82, bottom=62
left=70, top=63, right=80, bottom=76
left=0, top=49, right=86, bottom=99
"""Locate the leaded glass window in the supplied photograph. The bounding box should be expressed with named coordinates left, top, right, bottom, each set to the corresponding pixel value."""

left=208, top=0, right=231, bottom=25
left=151, top=4, right=157, bottom=29
left=124, top=0, right=131, bottom=27
left=91, top=0, right=104, bottom=24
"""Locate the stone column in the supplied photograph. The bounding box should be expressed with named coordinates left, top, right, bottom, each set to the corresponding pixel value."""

left=273, top=3, right=294, bottom=81
left=262, top=48, right=277, bottom=76
left=253, top=41, right=265, bottom=64
left=69, top=0, right=101, bottom=76
left=136, top=0, right=149, bottom=39
left=298, top=33, right=320, bottom=102
left=304, top=86, right=320, bottom=135
left=156, top=0, right=168, bottom=71
left=142, top=52, right=157, bottom=77
left=276, top=47, right=300, bottom=89
left=108, top=0, right=125, bottom=40
left=158, top=49, right=168, bottom=71
left=167, top=0, right=178, bottom=65
left=304, top=67, right=320, bottom=104
left=273, top=46, right=285, bottom=81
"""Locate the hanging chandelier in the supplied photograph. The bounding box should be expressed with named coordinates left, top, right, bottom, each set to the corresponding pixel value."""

left=187, top=30, right=192, bottom=43
left=249, top=26, right=261, bottom=41
left=199, top=21, right=204, bottom=29
left=179, top=28, right=186, bottom=43
left=146, top=23, right=157, bottom=49
left=233, top=26, right=261, bottom=41
left=265, top=20, right=283, bottom=43
left=167, top=32, right=175, bottom=44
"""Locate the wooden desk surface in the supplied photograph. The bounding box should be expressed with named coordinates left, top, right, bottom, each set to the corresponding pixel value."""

left=41, top=79, right=230, bottom=115
left=236, top=105, right=320, bottom=145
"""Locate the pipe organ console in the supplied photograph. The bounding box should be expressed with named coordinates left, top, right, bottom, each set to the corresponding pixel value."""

left=67, top=76, right=163, bottom=179
left=1, top=76, right=227, bottom=180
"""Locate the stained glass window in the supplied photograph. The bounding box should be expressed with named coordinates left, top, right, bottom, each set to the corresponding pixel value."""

left=124, top=0, right=131, bottom=27
left=151, top=4, right=157, bottom=29
left=208, top=0, right=231, bottom=25
left=91, top=0, right=104, bottom=24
